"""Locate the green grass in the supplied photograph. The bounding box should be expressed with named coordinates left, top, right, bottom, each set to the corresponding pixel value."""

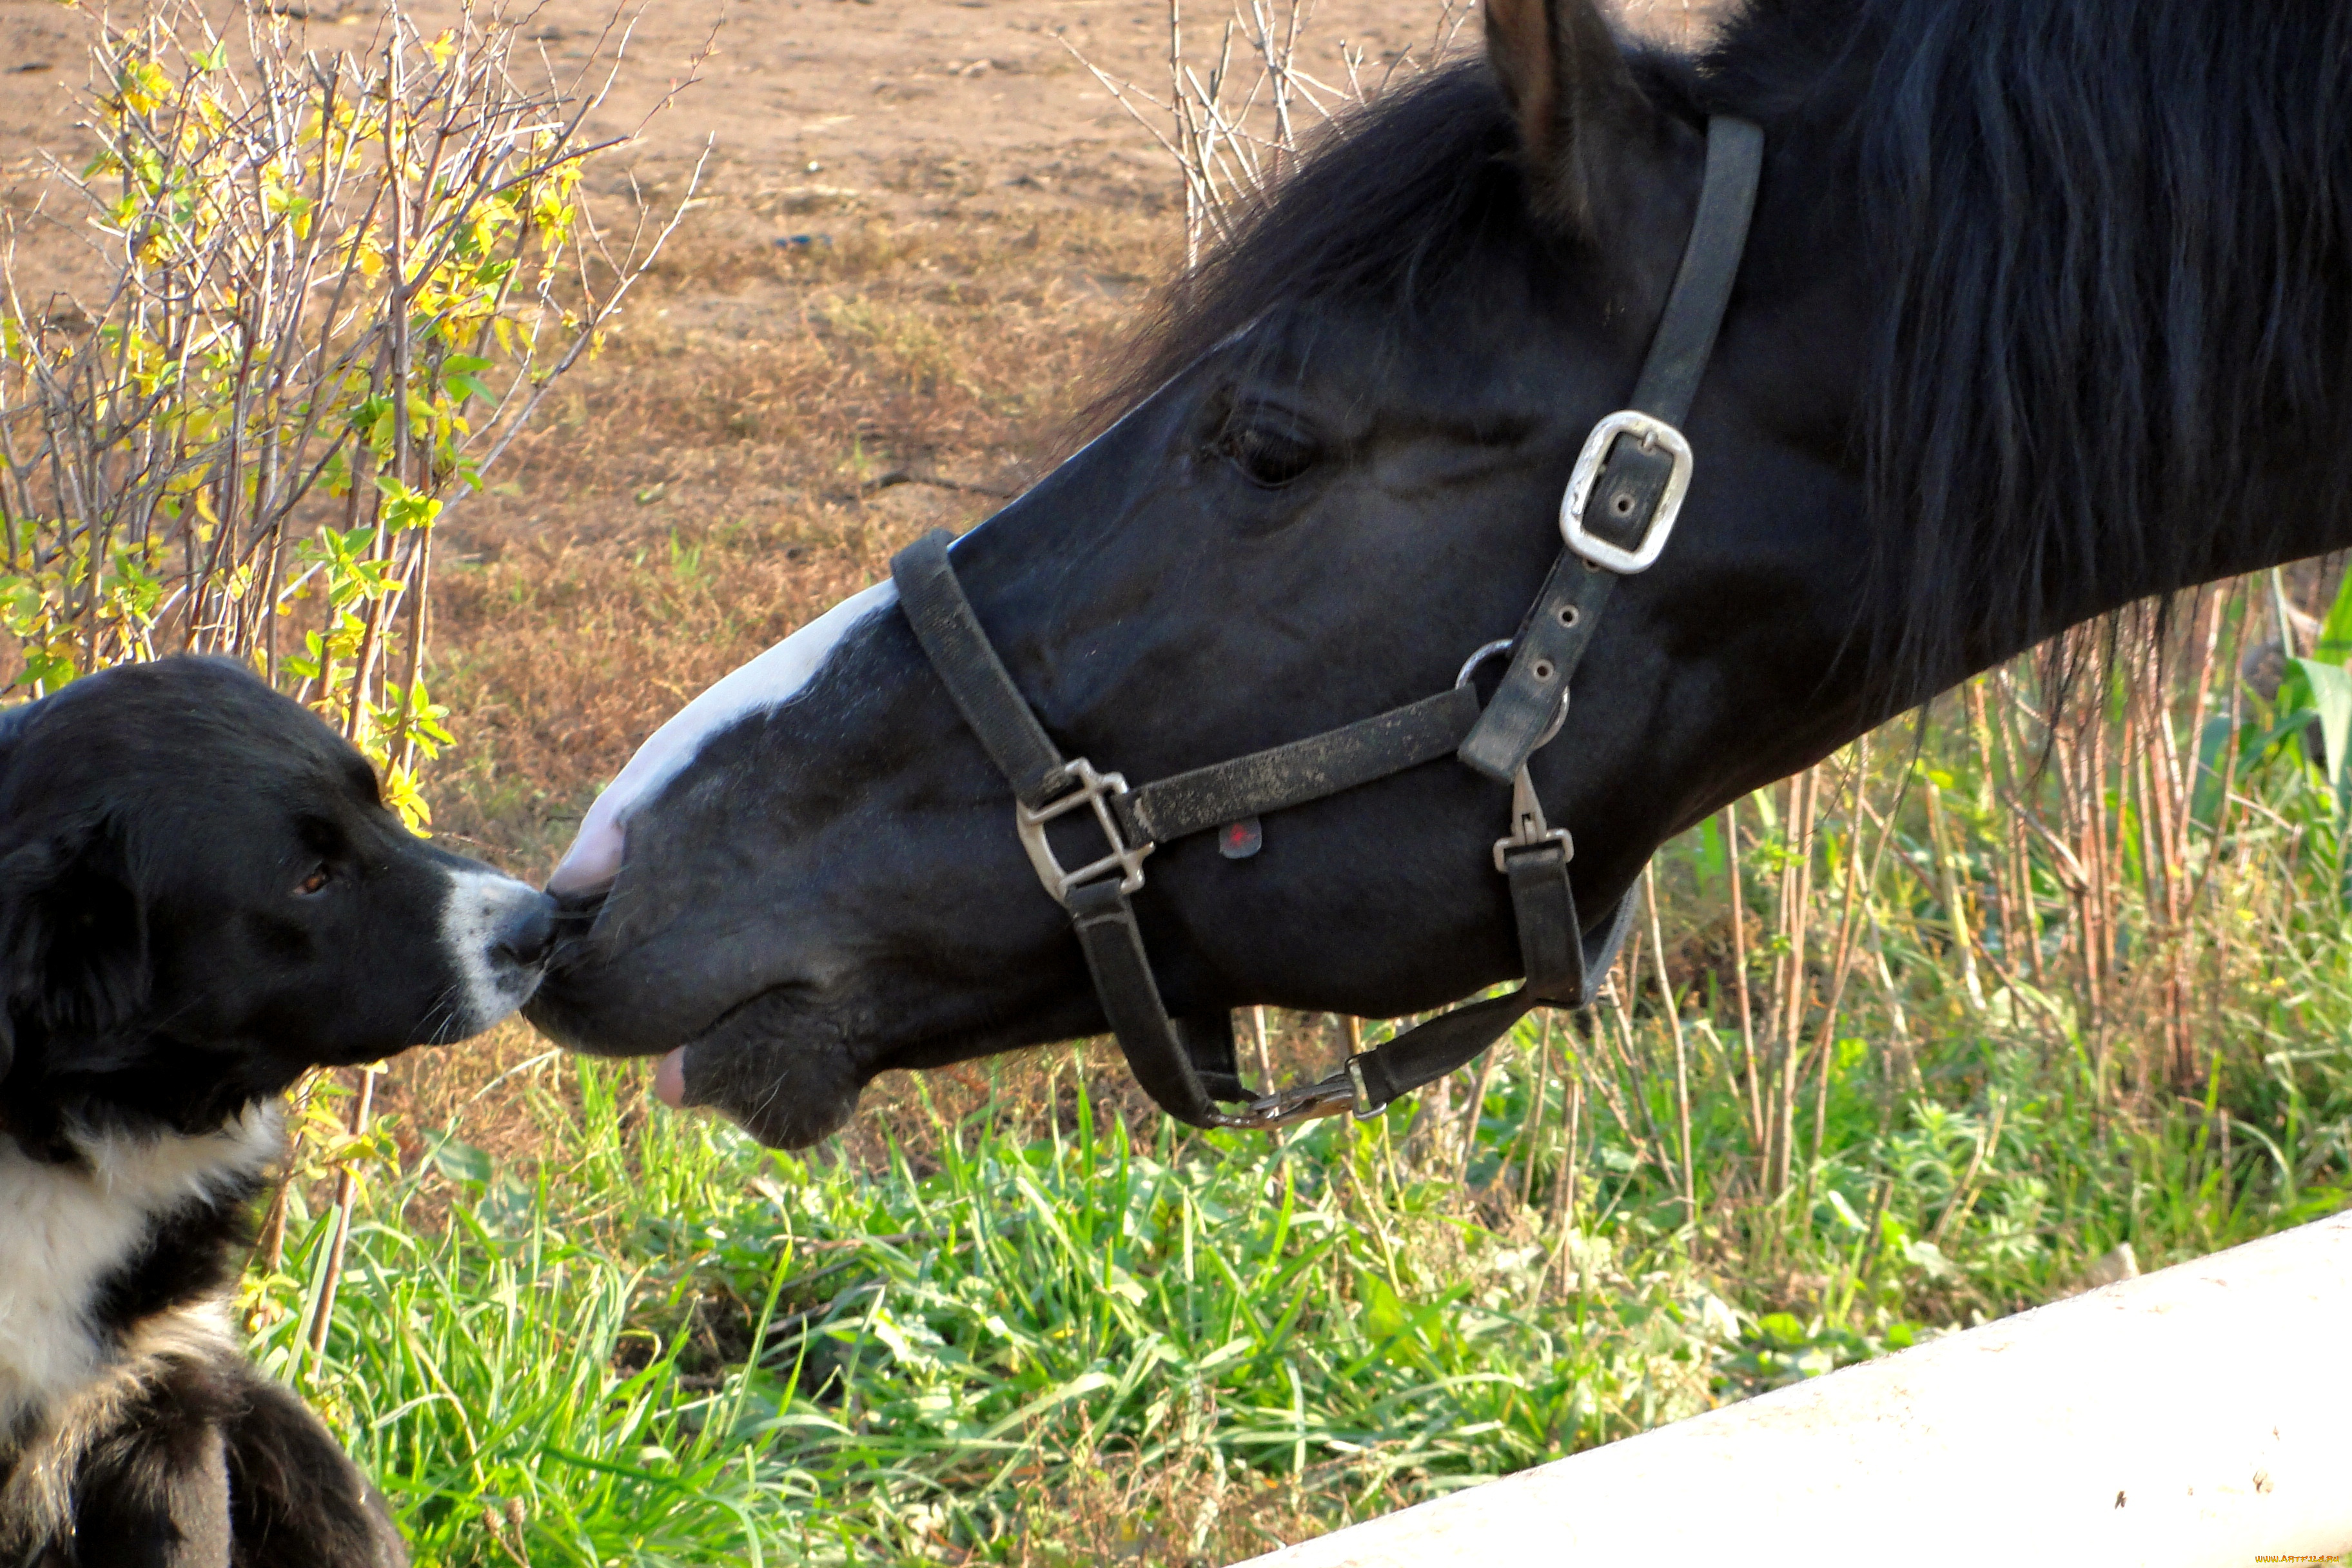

left=254, top=1051, right=1747, bottom=1564
left=250, top=984, right=2351, bottom=1563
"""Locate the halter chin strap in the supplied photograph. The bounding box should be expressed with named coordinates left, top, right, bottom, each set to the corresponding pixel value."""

left=890, top=116, right=1763, bottom=1132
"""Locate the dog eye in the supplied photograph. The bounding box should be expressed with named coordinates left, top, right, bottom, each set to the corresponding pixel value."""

left=1213, top=413, right=1320, bottom=489
left=295, top=865, right=332, bottom=897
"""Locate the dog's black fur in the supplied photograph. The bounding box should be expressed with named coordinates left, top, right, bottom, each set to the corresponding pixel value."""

left=0, top=657, right=555, bottom=1568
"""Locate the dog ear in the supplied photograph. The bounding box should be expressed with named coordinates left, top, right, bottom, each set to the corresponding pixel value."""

left=0, top=825, right=152, bottom=1056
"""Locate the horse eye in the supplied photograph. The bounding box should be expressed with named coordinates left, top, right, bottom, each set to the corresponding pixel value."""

left=295, top=865, right=332, bottom=897
left=1213, top=416, right=1320, bottom=489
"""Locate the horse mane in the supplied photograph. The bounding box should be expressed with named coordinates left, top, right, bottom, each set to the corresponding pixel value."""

left=1108, top=0, right=2352, bottom=707
left=1801, top=0, right=2352, bottom=701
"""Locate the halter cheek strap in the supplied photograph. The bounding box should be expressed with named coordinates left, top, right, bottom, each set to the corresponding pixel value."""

left=889, top=116, right=1762, bottom=1133
left=1460, top=115, right=1766, bottom=781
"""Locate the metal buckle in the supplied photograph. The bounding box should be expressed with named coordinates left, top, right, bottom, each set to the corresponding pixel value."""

left=1210, top=1055, right=1384, bottom=1130
left=1493, top=763, right=1573, bottom=873
left=1016, top=757, right=1153, bottom=907
left=1560, top=409, right=1694, bottom=574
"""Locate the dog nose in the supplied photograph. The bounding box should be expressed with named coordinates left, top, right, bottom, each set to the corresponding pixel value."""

left=493, top=893, right=558, bottom=968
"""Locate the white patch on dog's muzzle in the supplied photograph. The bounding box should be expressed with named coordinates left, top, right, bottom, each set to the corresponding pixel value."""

left=440, top=868, right=553, bottom=1032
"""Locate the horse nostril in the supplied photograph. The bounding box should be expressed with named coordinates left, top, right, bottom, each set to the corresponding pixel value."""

left=495, top=895, right=559, bottom=968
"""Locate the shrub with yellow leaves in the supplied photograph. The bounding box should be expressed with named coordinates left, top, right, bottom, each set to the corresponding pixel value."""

left=0, top=0, right=705, bottom=828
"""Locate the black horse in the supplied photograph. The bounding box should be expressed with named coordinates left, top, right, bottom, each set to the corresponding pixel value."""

left=527, top=0, right=2352, bottom=1148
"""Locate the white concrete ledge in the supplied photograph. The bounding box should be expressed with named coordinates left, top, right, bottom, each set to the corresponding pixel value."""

left=1237, top=1212, right=2352, bottom=1568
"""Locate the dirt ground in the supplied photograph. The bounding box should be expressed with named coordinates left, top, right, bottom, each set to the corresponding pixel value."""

left=3, top=0, right=1704, bottom=220
left=2, top=0, right=1520, bottom=310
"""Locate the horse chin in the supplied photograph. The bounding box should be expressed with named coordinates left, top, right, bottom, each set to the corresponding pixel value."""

left=668, top=988, right=865, bottom=1150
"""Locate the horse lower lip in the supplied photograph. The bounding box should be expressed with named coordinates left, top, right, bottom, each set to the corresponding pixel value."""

left=521, top=978, right=707, bottom=1060
left=659, top=988, right=863, bottom=1148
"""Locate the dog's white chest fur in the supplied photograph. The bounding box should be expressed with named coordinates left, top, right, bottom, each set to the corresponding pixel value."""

left=0, top=1105, right=282, bottom=1431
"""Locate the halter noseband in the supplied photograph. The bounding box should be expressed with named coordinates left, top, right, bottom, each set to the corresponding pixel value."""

left=890, top=117, right=1763, bottom=1132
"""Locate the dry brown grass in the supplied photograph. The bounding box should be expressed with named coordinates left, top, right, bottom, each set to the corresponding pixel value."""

left=418, top=194, right=1173, bottom=875
left=998, top=1407, right=1418, bottom=1566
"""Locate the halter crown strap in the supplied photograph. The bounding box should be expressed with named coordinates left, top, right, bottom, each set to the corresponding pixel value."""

left=1458, top=116, right=1765, bottom=783
left=887, top=115, right=1761, bottom=1133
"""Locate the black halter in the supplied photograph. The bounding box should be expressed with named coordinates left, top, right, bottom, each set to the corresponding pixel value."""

left=890, top=117, right=1763, bottom=1132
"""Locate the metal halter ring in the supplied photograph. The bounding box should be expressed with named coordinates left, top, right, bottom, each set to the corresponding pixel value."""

left=1457, top=640, right=1569, bottom=749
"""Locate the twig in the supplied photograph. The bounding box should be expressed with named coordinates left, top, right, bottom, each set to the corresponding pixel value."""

left=304, top=1064, right=377, bottom=1373
left=1643, top=864, right=1696, bottom=1230
left=847, top=467, right=1015, bottom=502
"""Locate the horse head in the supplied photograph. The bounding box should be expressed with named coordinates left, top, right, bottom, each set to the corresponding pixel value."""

left=525, top=0, right=2352, bottom=1146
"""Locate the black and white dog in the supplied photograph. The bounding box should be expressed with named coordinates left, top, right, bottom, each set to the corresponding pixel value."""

left=0, top=657, right=554, bottom=1567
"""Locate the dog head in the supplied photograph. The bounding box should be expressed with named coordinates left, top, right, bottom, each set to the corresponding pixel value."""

left=0, top=658, right=554, bottom=1142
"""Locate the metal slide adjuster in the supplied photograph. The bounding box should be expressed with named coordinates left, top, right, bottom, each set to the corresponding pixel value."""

left=1493, top=763, right=1573, bottom=873
left=1560, top=409, right=1694, bottom=574
left=1017, top=757, right=1153, bottom=907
